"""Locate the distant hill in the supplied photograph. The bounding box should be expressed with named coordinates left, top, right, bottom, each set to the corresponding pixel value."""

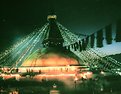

left=109, top=53, right=121, bottom=63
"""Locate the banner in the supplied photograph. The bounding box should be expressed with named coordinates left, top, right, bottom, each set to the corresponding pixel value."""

left=116, top=20, right=121, bottom=42
left=105, top=24, right=112, bottom=44
left=85, top=36, right=89, bottom=48
left=82, top=39, right=86, bottom=50
left=79, top=40, right=82, bottom=52
left=97, top=30, right=103, bottom=47
left=90, top=34, right=95, bottom=48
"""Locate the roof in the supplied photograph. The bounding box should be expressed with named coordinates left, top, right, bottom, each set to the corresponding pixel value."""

left=21, top=47, right=80, bottom=67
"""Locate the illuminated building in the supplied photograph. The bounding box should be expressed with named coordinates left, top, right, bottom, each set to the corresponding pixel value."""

left=17, top=14, right=87, bottom=78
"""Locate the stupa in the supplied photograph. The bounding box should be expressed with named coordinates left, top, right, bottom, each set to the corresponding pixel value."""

left=18, top=14, right=83, bottom=75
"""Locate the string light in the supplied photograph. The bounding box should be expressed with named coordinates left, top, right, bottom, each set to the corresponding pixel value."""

left=0, top=18, right=120, bottom=76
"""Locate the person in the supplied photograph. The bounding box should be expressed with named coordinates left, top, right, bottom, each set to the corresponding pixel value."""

left=39, top=70, right=41, bottom=74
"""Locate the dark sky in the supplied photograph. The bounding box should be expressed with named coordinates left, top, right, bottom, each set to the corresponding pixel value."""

left=0, top=0, right=121, bottom=52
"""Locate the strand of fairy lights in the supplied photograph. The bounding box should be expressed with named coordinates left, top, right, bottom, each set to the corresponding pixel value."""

left=1, top=31, right=39, bottom=66
left=14, top=23, right=49, bottom=68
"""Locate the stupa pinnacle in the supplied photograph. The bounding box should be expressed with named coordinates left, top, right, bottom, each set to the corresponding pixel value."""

left=42, top=14, right=64, bottom=48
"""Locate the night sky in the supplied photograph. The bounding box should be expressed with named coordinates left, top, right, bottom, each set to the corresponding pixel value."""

left=0, top=0, right=121, bottom=52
